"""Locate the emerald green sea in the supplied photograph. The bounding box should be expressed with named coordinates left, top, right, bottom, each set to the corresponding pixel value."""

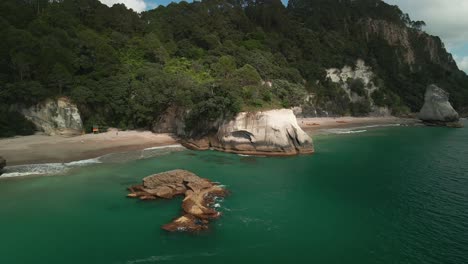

left=1, top=122, right=467, bottom=264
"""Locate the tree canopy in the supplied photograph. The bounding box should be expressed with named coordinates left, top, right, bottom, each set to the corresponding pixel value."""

left=1, top=0, right=467, bottom=136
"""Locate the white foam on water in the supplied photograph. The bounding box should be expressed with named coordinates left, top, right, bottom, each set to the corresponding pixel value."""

left=1, top=145, right=187, bottom=179
left=1, top=163, right=68, bottom=178
left=352, top=123, right=401, bottom=129
left=238, top=154, right=267, bottom=158
left=143, top=144, right=184, bottom=150
left=326, top=129, right=368, bottom=134
left=66, top=158, right=102, bottom=166
left=322, top=123, right=402, bottom=135
left=1, top=158, right=103, bottom=178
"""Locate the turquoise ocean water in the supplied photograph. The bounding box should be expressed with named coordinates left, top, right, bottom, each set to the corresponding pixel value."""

left=0, top=121, right=467, bottom=264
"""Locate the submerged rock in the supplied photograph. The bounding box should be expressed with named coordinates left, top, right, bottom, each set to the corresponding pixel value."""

left=127, top=170, right=228, bottom=232
left=418, top=85, right=462, bottom=127
left=184, top=109, right=314, bottom=156
left=0, top=156, right=5, bottom=174
left=22, top=97, right=83, bottom=136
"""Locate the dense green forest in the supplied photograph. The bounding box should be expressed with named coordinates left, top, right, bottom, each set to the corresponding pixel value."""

left=1, top=0, right=467, bottom=136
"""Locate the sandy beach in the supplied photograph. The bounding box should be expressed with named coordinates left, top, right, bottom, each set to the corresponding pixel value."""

left=0, top=131, right=179, bottom=166
left=0, top=116, right=417, bottom=166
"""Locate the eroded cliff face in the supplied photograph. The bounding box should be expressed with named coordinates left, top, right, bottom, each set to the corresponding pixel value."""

left=363, top=19, right=415, bottom=65
left=326, top=59, right=377, bottom=101
left=182, top=109, right=314, bottom=156
left=325, top=60, right=390, bottom=116
left=152, top=106, right=186, bottom=135
left=362, top=18, right=457, bottom=70
left=22, top=97, right=83, bottom=136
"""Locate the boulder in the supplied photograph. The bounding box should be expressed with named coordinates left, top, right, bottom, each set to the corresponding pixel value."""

left=418, top=84, right=462, bottom=127
left=184, top=109, right=314, bottom=156
left=127, top=170, right=228, bottom=232
left=22, top=97, right=83, bottom=136
left=0, top=156, right=5, bottom=174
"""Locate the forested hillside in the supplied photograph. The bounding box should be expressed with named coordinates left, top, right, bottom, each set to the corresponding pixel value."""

left=1, top=0, right=467, bottom=136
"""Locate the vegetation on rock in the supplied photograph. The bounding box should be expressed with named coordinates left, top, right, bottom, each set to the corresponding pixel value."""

left=1, top=0, right=467, bottom=136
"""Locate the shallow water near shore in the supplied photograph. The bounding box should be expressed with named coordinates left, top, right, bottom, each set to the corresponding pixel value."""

left=1, top=122, right=467, bottom=264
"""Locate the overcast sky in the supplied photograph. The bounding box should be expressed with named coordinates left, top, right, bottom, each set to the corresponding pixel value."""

left=98, top=0, right=468, bottom=73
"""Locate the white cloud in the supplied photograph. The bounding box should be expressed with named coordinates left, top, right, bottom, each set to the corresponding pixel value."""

left=455, top=56, right=468, bottom=74
left=384, top=0, right=468, bottom=73
left=384, top=0, right=468, bottom=46
left=99, top=0, right=147, bottom=12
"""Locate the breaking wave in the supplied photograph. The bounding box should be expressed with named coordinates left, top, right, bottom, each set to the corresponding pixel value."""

left=0, top=158, right=101, bottom=178
left=323, top=123, right=401, bottom=135
left=325, top=129, right=368, bottom=134
left=1, top=145, right=186, bottom=179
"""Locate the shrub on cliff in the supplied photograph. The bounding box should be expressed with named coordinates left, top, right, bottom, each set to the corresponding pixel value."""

left=0, top=107, right=36, bottom=137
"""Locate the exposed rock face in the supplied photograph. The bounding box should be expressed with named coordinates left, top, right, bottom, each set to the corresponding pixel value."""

left=127, top=170, right=228, bottom=232
left=362, top=19, right=457, bottom=71
left=183, top=109, right=314, bottom=156
left=418, top=84, right=461, bottom=127
left=22, top=97, right=83, bottom=136
left=326, top=59, right=378, bottom=102
left=363, top=19, right=415, bottom=65
left=152, top=106, right=186, bottom=135
left=325, top=59, right=390, bottom=116
left=0, top=157, right=5, bottom=174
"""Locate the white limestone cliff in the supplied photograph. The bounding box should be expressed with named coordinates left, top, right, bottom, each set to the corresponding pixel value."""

left=22, top=97, right=83, bottom=136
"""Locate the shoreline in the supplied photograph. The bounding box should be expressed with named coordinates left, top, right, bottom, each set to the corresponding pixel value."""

left=0, top=117, right=417, bottom=167
left=298, top=116, right=418, bottom=135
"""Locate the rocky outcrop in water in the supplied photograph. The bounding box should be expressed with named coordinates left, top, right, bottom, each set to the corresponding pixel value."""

left=418, top=84, right=462, bottom=127
left=21, top=97, right=83, bottom=136
left=127, top=170, right=227, bottom=232
left=0, top=157, right=5, bottom=174
left=183, top=109, right=314, bottom=156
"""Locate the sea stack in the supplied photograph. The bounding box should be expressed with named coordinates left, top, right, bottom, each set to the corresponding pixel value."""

left=0, top=157, right=5, bottom=174
left=184, top=109, right=314, bottom=156
left=127, top=170, right=228, bottom=232
left=418, top=84, right=463, bottom=128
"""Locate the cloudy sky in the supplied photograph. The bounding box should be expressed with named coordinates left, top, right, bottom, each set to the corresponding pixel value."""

left=99, top=0, right=468, bottom=73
